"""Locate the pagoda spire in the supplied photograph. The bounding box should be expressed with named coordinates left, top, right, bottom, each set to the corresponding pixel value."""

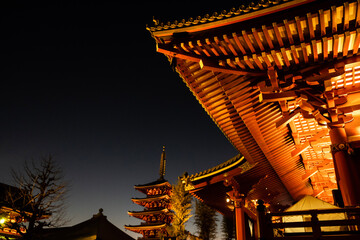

left=159, top=146, right=166, bottom=180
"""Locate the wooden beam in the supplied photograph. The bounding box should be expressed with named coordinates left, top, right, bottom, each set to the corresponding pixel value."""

left=353, top=28, right=360, bottom=54
left=242, top=30, right=256, bottom=53
left=322, top=37, right=328, bottom=60
left=291, top=129, right=329, bottom=157
left=291, top=141, right=310, bottom=157
left=302, top=168, right=319, bottom=180
left=333, top=34, right=339, bottom=58
left=262, top=25, right=274, bottom=49
left=343, top=2, right=349, bottom=31
left=271, top=50, right=282, bottom=69
left=283, top=19, right=294, bottom=45
left=276, top=109, right=301, bottom=128
left=157, top=44, right=266, bottom=76
left=273, top=22, right=284, bottom=47
left=301, top=42, right=309, bottom=63
left=243, top=56, right=255, bottom=69
left=307, top=13, right=315, bottom=39
left=319, top=9, right=326, bottom=36
left=199, top=59, right=265, bottom=76
left=157, top=43, right=201, bottom=62
left=223, top=34, right=238, bottom=56
left=214, top=36, right=228, bottom=55
left=312, top=40, right=318, bottom=62
left=331, top=5, right=337, bottom=33
left=252, top=28, right=265, bottom=51
left=261, top=52, right=272, bottom=68
left=188, top=41, right=202, bottom=55
left=206, top=38, right=220, bottom=56
left=343, top=31, right=351, bottom=57
left=235, top=57, right=246, bottom=69
left=196, top=40, right=212, bottom=57
left=295, top=16, right=305, bottom=42
left=232, top=32, right=247, bottom=55
left=281, top=48, right=290, bottom=67
left=291, top=45, right=300, bottom=64
left=253, top=54, right=264, bottom=70
left=259, top=91, right=298, bottom=102
left=180, top=42, right=191, bottom=52
left=356, top=0, right=360, bottom=27
left=226, top=59, right=237, bottom=68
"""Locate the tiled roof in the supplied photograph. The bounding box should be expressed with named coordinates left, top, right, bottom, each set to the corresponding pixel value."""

left=134, top=179, right=171, bottom=189
left=147, top=0, right=294, bottom=32
left=186, top=154, right=245, bottom=180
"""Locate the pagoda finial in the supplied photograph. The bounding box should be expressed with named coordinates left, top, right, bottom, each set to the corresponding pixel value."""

left=159, top=146, right=166, bottom=180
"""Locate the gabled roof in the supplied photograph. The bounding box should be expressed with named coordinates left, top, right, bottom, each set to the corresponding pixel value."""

left=40, top=209, right=134, bottom=240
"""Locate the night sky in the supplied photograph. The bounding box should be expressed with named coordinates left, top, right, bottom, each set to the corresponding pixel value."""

left=0, top=1, right=247, bottom=238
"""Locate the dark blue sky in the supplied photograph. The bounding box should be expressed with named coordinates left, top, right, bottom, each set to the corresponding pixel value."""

left=0, top=1, right=244, bottom=238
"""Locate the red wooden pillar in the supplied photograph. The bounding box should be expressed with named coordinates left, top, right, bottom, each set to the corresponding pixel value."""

left=234, top=199, right=247, bottom=240
left=329, top=126, right=360, bottom=206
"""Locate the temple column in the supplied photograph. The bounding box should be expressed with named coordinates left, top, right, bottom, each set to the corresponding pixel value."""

left=234, top=199, right=247, bottom=240
left=329, top=126, right=360, bottom=206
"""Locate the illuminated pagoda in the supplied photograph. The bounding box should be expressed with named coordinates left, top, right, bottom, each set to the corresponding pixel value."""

left=125, top=147, right=172, bottom=239
left=148, top=0, right=360, bottom=239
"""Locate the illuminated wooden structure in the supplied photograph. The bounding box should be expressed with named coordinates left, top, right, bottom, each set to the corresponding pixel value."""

left=125, top=147, right=172, bottom=239
left=0, top=183, right=34, bottom=239
left=148, top=0, right=360, bottom=239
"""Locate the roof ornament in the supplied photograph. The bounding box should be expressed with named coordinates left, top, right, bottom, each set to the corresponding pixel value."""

left=93, top=208, right=105, bottom=218
left=158, top=146, right=166, bottom=180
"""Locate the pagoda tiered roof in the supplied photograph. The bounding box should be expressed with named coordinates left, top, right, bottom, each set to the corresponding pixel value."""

left=148, top=0, right=360, bottom=206
left=128, top=209, right=171, bottom=218
left=134, top=179, right=171, bottom=189
left=124, top=223, right=167, bottom=231
left=125, top=147, right=172, bottom=239
left=131, top=195, right=170, bottom=203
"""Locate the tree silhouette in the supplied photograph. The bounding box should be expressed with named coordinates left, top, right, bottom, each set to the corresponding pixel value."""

left=221, top=215, right=234, bottom=240
left=194, top=200, right=217, bottom=240
left=2, top=155, right=68, bottom=240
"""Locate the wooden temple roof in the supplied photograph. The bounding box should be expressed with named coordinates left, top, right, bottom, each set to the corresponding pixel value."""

left=124, top=223, right=167, bottom=231
left=134, top=180, right=171, bottom=191
left=128, top=209, right=171, bottom=218
left=148, top=0, right=360, bottom=206
left=131, top=195, right=170, bottom=203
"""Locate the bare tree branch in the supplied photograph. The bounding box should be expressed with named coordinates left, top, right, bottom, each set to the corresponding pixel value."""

left=2, top=155, right=69, bottom=240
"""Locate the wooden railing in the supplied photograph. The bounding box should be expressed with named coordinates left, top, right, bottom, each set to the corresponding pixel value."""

left=256, top=204, right=360, bottom=240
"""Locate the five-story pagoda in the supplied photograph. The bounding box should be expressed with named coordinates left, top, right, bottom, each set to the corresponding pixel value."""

left=125, top=147, right=172, bottom=239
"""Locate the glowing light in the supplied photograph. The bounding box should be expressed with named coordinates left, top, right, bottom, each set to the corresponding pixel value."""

left=0, top=218, right=6, bottom=224
left=226, top=198, right=231, bottom=203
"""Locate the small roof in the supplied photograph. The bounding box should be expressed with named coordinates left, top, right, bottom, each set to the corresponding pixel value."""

left=132, top=194, right=170, bottom=203
left=128, top=208, right=171, bottom=217
left=285, top=195, right=340, bottom=212
left=185, top=154, right=245, bottom=183
left=134, top=179, right=171, bottom=191
left=124, top=223, right=167, bottom=231
left=40, top=209, right=134, bottom=240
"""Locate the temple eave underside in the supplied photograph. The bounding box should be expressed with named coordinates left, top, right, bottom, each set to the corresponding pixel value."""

left=149, top=0, right=360, bottom=206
